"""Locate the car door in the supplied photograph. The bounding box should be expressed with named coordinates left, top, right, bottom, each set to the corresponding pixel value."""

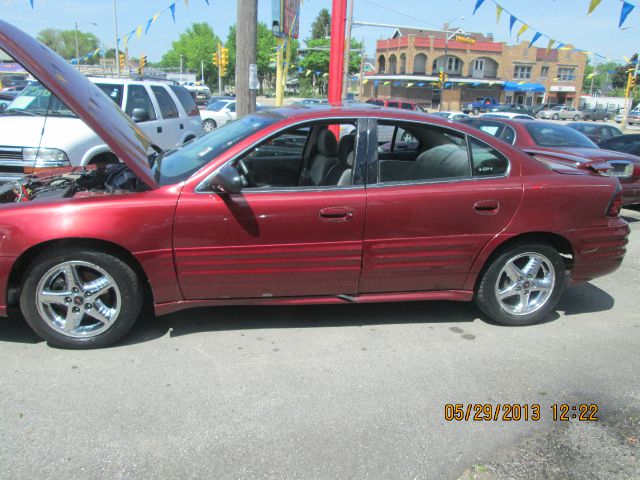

left=149, top=84, right=183, bottom=147
left=359, top=118, right=522, bottom=294
left=172, top=118, right=367, bottom=300
left=123, top=84, right=165, bottom=149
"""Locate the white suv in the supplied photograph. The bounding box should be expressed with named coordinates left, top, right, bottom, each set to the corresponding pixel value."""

left=0, top=78, right=203, bottom=182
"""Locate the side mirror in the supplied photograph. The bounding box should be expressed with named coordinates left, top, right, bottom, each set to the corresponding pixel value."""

left=211, top=164, right=243, bottom=194
left=131, top=108, right=150, bottom=123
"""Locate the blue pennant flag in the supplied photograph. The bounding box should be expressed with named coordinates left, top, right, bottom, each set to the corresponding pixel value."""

left=203, top=0, right=209, bottom=4
left=528, top=32, right=542, bottom=48
left=509, top=15, right=517, bottom=35
left=620, top=1, right=635, bottom=27
left=170, top=3, right=176, bottom=23
left=417, top=82, right=425, bottom=87
left=374, top=80, right=379, bottom=87
left=145, top=17, right=154, bottom=34
left=555, top=42, right=565, bottom=50
left=29, top=0, right=34, bottom=8
left=472, top=0, right=486, bottom=14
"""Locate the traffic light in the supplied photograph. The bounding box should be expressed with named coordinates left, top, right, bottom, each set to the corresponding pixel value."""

left=219, top=46, right=229, bottom=77
left=631, top=74, right=637, bottom=89
left=438, top=69, right=447, bottom=85
left=212, top=51, right=219, bottom=67
left=118, top=53, right=125, bottom=72
left=626, top=71, right=636, bottom=97
left=137, top=54, right=147, bottom=76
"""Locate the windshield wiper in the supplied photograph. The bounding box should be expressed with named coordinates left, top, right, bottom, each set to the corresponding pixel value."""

left=48, top=110, right=77, bottom=117
left=0, top=109, right=39, bottom=116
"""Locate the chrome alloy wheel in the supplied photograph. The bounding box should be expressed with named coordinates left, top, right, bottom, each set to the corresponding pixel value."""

left=35, top=261, right=122, bottom=338
left=494, top=252, right=555, bottom=316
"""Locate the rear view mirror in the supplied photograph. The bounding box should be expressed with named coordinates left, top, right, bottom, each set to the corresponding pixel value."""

left=211, top=164, right=243, bottom=194
left=131, top=108, right=150, bottom=123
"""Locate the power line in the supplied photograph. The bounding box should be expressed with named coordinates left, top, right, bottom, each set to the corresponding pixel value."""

left=360, top=0, right=442, bottom=29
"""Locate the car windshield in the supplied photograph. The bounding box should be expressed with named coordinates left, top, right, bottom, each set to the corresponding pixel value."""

left=0, top=83, right=75, bottom=117
left=152, top=112, right=282, bottom=185
left=550, top=106, right=563, bottom=111
left=432, top=112, right=452, bottom=118
left=207, top=100, right=231, bottom=112
left=526, top=123, right=597, bottom=148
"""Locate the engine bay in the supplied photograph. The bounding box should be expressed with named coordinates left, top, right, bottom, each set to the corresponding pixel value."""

left=0, top=164, right=150, bottom=204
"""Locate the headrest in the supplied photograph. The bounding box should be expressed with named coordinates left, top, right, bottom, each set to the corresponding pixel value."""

left=338, top=134, right=355, bottom=165
left=317, top=129, right=338, bottom=157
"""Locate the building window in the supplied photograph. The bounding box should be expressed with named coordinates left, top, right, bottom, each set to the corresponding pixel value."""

left=513, top=65, right=532, bottom=79
left=558, top=67, right=576, bottom=81
left=447, top=56, right=461, bottom=72
left=474, top=59, right=484, bottom=71
left=505, top=95, right=513, bottom=103
left=540, top=66, right=549, bottom=78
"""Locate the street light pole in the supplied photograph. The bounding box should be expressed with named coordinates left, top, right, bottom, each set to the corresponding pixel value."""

left=113, top=0, right=120, bottom=76
left=180, top=54, right=184, bottom=83
left=440, top=15, right=465, bottom=111
left=74, top=22, right=80, bottom=67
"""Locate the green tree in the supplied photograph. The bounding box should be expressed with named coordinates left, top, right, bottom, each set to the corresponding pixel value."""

left=609, top=54, right=637, bottom=90
left=311, top=8, right=331, bottom=39
left=299, top=37, right=363, bottom=95
left=159, top=22, right=221, bottom=89
left=37, top=28, right=100, bottom=63
left=583, top=60, right=622, bottom=94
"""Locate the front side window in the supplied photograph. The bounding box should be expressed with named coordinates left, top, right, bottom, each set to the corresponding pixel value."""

left=151, top=85, right=180, bottom=119
left=95, top=83, right=124, bottom=107
left=169, top=85, right=200, bottom=116
left=125, top=85, right=157, bottom=122
left=376, top=121, right=471, bottom=183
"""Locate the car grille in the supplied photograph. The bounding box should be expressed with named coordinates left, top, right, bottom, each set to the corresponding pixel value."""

left=0, top=147, right=23, bottom=161
left=608, top=160, right=634, bottom=178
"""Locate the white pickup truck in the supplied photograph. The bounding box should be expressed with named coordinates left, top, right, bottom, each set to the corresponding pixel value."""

left=0, top=78, right=203, bottom=183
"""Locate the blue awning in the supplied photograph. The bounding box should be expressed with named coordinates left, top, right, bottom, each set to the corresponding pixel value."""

left=503, top=81, right=545, bottom=93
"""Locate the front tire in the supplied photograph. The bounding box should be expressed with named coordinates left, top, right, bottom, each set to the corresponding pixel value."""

left=552, top=114, right=559, bottom=120
left=475, top=243, right=566, bottom=326
left=20, top=249, right=143, bottom=349
left=472, top=108, right=480, bottom=115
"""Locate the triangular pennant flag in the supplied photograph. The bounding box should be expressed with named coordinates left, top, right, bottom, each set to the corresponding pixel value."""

left=306, top=69, right=312, bottom=77
left=588, top=0, right=602, bottom=15
left=184, top=0, right=189, bottom=7
left=528, top=32, right=542, bottom=48
left=407, top=83, right=414, bottom=87
left=587, top=73, right=596, bottom=79
left=363, top=79, right=369, bottom=85
left=620, top=2, right=635, bottom=27
left=509, top=15, right=517, bottom=35
left=145, top=18, right=154, bottom=34
left=472, top=0, right=486, bottom=15
left=624, top=55, right=631, bottom=63
left=555, top=42, right=565, bottom=50
left=546, top=39, right=556, bottom=53
left=136, top=25, right=143, bottom=38
left=29, top=0, right=34, bottom=8
left=516, top=24, right=529, bottom=39
left=417, top=82, right=425, bottom=87
left=383, top=81, right=391, bottom=86
left=496, top=5, right=503, bottom=24
left=169, top=3, right=176, bottom=23
left=203, top=0, right=209, bottom=4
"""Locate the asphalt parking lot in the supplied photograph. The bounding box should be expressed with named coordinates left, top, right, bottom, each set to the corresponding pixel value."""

left=0, top=209, right=638, bottom=480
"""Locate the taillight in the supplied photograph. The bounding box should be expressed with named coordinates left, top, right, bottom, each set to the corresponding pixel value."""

left=606, top=184, right=623, bottom=217
left=633, top=163, right=640, bottom=177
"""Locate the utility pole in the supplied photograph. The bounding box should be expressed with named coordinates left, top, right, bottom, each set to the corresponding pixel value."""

left=74, top=22, right=80, bottom=67
left=236, top=0, right=257, bottom=116
left=180, top=54, right=184, bottom=83
left=621, top=58, right=638, bottom=130
left=113, top=0, right=120, bottom=76
left=201, top=59, right=205, bottom=84
left=342, top=0, right=355, bottom=100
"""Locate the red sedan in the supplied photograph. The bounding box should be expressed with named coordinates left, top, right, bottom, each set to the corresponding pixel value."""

left=0, top=21, right=630, bottom=348
left=462, top=116, right=640, bottom=206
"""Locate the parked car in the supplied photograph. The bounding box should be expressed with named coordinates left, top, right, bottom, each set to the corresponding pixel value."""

left=462, top=117, right=640, bottom=205
left=532, top=103, right=562, bottom=115
left=582, top=108, right=610, bottom=121
left=480, top=112, right=535, bottom=120
left=206, top=95, right=234, bottom=107
left=598, top=134, right=640, bottom=157
left=365, top=98, right=423, bottom=111
left=0, top=77, right=203, bottom=183
left=0, top=92, right=13, bottom=111
left=627, top=111, right=640, bottom=125
left=0, top=20, right=631, bottom=348
left=490, top=104, right=535, bottom=117
left=430, top=111, right=470, bottom=121
left=201, top=98, right=237, bottom=132
left=462, top=97, right=501, bottom=115
left=537, top=105, right=583, bottom=121
left=566, top=122, right=623, bottom=144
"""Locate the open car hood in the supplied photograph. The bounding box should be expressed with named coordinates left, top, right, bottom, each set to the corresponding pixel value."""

left=0, top=20, right=158, bottom=188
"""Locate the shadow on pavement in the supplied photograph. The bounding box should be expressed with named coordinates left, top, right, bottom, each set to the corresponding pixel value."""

left=0, top=281, right=616, bottom=348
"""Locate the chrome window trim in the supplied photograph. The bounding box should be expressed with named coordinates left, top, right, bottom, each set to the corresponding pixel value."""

left=195, top=116, right=370, bottom=194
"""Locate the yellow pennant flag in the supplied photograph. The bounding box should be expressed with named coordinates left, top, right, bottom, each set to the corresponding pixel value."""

left=306, top=69, right=312, bottom=77
left=136, top=25, right=143, bottom=38
left=587, top=73, right=596, bottom=79
left=383, top=81, right=391, bottom=86
left=624, top=56, right=631, bottom=63
left=588, top=0, right=602, bottom=15
left=545, top=39, right=555, bottom=53
left=518, top=80, right=526, bottom=84
left=516, top=24, right=529, bottom=39
left=407, top=82, right=414, bottom=87
left=363, top=79, right=369, bottom=85
left=322, top=72, right=328, bottom=78
left=152, top=12, right=161, bottom=23
left=496, top=5, right=503, bottom=24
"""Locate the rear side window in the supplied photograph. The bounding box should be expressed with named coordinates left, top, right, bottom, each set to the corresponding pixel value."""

left=169, top=85, right=199, bottom=116
left=366, top=99, right=385, bottom=106
left=151, top=85, right=180, bottom=119
left=469, top=138, right=509, bottom=177
left=401, top=103, right=414, bottom=110
left=387, top=101, right=400, bottom=108
left=96, top=83, right=123, bottom=107
left=125, top=85, right=157, bottom=121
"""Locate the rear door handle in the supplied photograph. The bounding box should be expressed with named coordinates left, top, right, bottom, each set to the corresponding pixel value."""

left=157, top=126, right=162, bottom=133
left=319, top=207, right=354, bottom=221
left=474, top=200, right=499, bottom=214
left=180, top=123, right=184, bottom=130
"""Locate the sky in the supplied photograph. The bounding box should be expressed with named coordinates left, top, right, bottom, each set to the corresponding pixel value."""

left=2, top=0, right=639, bottom=65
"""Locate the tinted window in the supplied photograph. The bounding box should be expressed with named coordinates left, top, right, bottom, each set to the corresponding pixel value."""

left=377, top=122, right=471, bottom=183
left=151, top=85, right=180, bottom=119
left=387, top=101, right=400, bottom=108
left=125, top=85, right=157, bottom=121
left=366, top=99, right=385, bottom=106
left=600, top=136, right=640, bottom=153
left=207, top=100, right=231, bottom=112
left=526, top=124, right=597, bottom=148
left=401, top=103, right=413, bottom=110
left=95, top=83, right=123, bottom=107
left=169, top=85, right=199, bottom=116
left=469, top=138, right=509, bottom=176
left=227, top=102, right=236, bottom=113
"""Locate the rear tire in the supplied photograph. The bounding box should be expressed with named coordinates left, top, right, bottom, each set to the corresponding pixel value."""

left=472, top=108, right=480, bottom=115
left=475, top=243, right=566, bottom=326
left=552, top=114, right=559, bottom=120
left=202, top=118, right=217, bottom=133
left=20, top=248, right=143, bottom=349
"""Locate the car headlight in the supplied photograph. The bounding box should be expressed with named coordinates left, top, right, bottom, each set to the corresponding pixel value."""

left=22, top=147, right=70, bottom=167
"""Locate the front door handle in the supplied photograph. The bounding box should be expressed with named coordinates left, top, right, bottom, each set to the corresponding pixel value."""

left=474, top=200, right=499, bottom=214
left=157, top=126, right=162, bottom=133
left=319, top=207, right=354, bottom=221
left=180, top=123, right=184, bottom=130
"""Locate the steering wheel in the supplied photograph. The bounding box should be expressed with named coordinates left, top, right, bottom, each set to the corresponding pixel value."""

left=237, top=159, right=251, bottom=187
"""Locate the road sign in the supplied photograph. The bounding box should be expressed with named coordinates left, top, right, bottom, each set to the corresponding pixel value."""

left=272, top=0, right=300, bottom=39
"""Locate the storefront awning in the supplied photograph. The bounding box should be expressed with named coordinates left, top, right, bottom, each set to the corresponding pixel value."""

left=503, top=82, right=545, bottom=93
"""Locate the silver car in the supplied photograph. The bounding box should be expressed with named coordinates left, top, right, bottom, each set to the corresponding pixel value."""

left=537, top=105, right=583, bottom=121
